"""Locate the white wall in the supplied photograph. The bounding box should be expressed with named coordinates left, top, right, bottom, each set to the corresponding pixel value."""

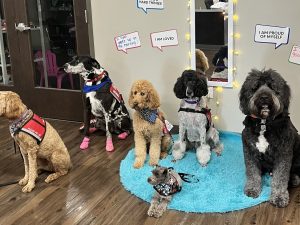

left=90, top=0, right=300, bottom=133
left=219, top=0, right=300, bottom=132
left=90, top=0, right=190, bottom=127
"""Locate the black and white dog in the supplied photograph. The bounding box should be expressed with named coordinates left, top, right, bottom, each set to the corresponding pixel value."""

left=239, top=69, right=300, bottom=207
left=64, top=56, right=131, bottom=152
left=172, top=70, right=223, bottom=166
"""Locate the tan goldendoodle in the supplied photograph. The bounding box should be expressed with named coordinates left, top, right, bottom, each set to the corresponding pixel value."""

left=0, top=91, right=71, bottom=193
left=128, top=80, right=172, bottom=169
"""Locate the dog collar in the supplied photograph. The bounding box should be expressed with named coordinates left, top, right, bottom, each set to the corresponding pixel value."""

left=139, top=108, right=158, bottom=124
left=87, top=69, right=106, bottom=83
left=83, top=77, right=112, bottom=93
left=184, top=98, right=200, bottom=104
left=243, top=114, right=291, bottom=131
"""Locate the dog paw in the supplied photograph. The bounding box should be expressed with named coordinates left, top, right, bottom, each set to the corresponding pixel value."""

left=147, top=208, right=155, bottom=217
left=106, top=138, right=114, bottom=152
left=149, top=159, right=159, bottom=167
left=19, top=177, right=28, bottom=186
left=22, top=183, right=35, bottom=193
left=118, top=132, right=129, bottom=140
left=133, top=160, right=144, bottom=169
left=270, top=190, right=289, bottom=208
left=160, top=151, right=168, bottom=159
left=244, top=185, right=261, bottom=198
left=152, top=210, right=164, bottom=218
left=80, top=137, right=90, bottom=150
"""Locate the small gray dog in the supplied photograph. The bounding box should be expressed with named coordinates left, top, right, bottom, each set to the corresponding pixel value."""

left=239, top=69, right=300, bottom=207
left=147, top=166, right=182, bottom=218
left=172, top=70, right=223, bottom=166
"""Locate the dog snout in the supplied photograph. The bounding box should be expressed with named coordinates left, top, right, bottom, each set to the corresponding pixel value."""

left=147, top=177, right=152, bottom=183
left=187, top=90, right=193, bottom=95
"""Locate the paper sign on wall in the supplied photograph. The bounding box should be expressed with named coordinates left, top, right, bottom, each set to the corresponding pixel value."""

left=150, top=29, right=178, bottom=51
left=137, top=0, right=164, bottom=14
left=115, top=32, right=141, bottom=53
left=289, top=45, right=300, bottom=65
left=254, top=24, right=290, bottom=49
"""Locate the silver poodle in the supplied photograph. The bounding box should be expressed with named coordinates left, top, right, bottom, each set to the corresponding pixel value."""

left=172, top=70, right=223, bottom=166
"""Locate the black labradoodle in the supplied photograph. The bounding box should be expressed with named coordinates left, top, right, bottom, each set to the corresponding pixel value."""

left=239, top=69, right=300, bottom=207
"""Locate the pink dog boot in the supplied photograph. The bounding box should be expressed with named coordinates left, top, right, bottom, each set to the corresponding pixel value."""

left=106, top=138, right=114, bottom=152
left=80, top=137, right=90, bottom=150
left=118, top=132, right=129, bottom=140
left=89, top=127, right=98, bottom=134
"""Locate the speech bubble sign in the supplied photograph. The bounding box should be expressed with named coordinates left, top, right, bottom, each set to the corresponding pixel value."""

left=150, top=29, right=178, bottom=51
left=114, top=32, right=141, bottom=53
left=289, top=45, right=300, bottom=65
left=137, top=0, right=164, bottom=14
left=254, top=24, right=290, bottom=49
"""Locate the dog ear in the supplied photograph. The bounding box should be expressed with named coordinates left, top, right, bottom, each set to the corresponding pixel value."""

left=128, top=85, right=135, bottom=109
left=146, top=86, right=160, bottom=109
left=5, top=92, right=23, bottom=119
left=194, top=75, right=208, bottom=97
left=163, top=168, right=168, bottom=175
left=173, top=75, right=186, bottom=99
left=282, top=80, right=291, bottom=112
left=91, top=58, right=100, bottom=69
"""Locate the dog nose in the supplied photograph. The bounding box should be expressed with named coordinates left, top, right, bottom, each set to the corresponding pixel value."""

left=187, top=90, right=193, bottom=95
left=147, top=178, right=152, bottom=183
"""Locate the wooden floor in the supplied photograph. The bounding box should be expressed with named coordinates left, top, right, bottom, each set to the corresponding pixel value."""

left=0, top=118, right=299, bottom=225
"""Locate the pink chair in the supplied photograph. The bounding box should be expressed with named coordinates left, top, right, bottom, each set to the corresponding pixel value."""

left=35, top=50, right=74, bottom=89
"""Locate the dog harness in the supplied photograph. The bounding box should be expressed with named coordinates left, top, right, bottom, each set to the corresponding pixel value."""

left=9, top=109, right=46, bottom=144
left=178, top=107, right=212, bottom=131
left=153, top=173, right=182, bottom=196
left=83, top=75, right=124, bottom=103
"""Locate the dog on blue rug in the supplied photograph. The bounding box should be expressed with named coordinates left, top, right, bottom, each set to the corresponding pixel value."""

left=239, top=69, right=300, bottom=207
left=172, top=70, right=223, bottom=166
left=147, top=166, right=182, bottom=218
left=64, top=56, right=131, bottom=152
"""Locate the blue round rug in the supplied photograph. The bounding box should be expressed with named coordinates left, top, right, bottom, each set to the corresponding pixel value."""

left=120, top=132, right=271, bottom=213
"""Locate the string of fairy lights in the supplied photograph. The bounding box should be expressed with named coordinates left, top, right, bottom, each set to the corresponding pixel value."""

left=186, top=0, right=240, bottom=122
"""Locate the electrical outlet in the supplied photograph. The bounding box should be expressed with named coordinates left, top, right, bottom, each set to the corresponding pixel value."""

left=207, top=87, right=214, bottom=99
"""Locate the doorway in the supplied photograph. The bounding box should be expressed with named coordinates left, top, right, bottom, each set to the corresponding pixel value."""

left=0, top=0, right=90, bottom=121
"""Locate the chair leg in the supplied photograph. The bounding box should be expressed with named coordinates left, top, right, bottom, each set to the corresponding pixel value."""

left=68, top=74, right=74, bottom=89
left=57, top=76, right=63, bottom=89
left=40, top=74, right=44, bottom=87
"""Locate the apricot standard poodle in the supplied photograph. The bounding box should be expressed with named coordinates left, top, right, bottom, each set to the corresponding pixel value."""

left=128, top=80, right=172, bottom=169
left=0, top=91, right=71, bottom=193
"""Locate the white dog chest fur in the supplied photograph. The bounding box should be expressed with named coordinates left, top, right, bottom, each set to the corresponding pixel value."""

left=256, top=120, right=269, bottom=154
left=86, top=92, right=105, bottom=117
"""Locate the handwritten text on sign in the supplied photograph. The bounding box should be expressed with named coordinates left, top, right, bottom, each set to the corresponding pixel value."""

left=289, top=45, right=300, bottom=65
left=115, top=32, right=141, bottom=53
left=255, top=24, right=290, bottom=49
left=137, top=0, right=164, bottom=13
left=151, top=29, right=178, bottom=51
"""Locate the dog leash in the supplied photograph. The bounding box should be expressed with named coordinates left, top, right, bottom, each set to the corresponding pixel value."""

left=168, top=167, right=200, bottom=183
left=0, top=141, right=22, bottom=188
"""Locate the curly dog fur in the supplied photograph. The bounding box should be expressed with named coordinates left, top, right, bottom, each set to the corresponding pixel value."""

left=0, top=91, right=71, bottom=193
left=239, top=69, right=300, bottom=207
left=195, top=49, right=209, bottom=74
left=128, top=80, right=172, bottom=169
left=172, top=70, right=223, bottom=166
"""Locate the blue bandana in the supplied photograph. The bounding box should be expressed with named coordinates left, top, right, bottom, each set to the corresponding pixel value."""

left=83, top=78, right=112, bottom=93
left=139, top=109, right=158, bottom=124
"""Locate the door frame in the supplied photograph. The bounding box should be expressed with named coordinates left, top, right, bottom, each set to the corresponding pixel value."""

left=0, top=0, right=91, bottom=121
